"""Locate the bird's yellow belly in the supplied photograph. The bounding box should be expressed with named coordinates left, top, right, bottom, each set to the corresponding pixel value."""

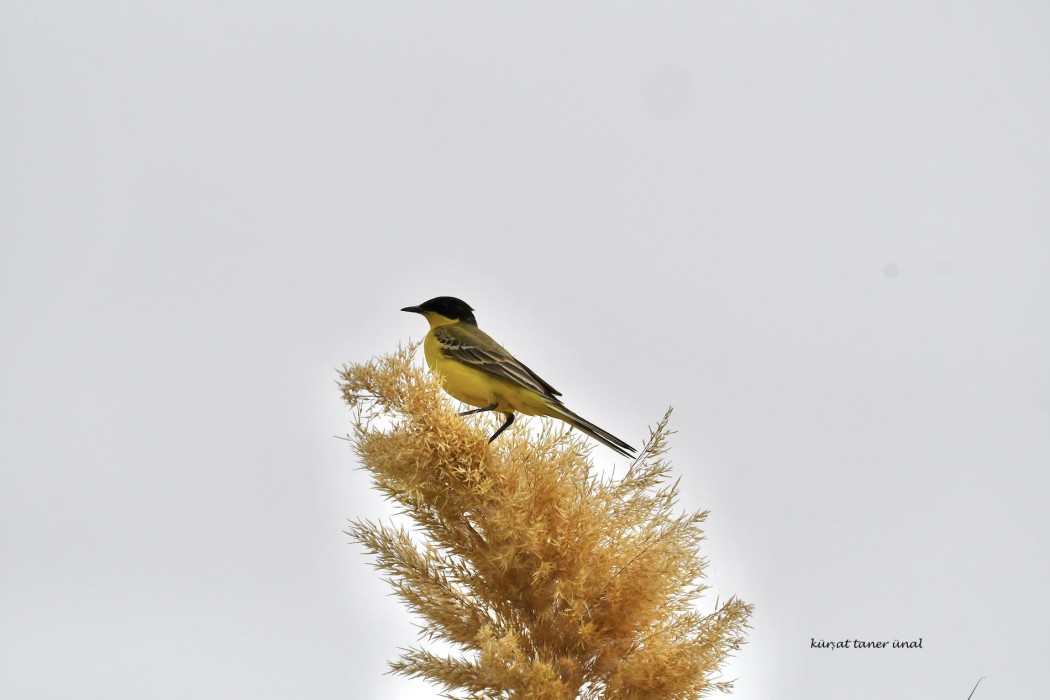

left=424, top=335, right=545, bottom=415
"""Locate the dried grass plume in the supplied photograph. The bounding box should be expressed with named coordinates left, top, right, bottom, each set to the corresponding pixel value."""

left=341, top=343, right=752, bottom=699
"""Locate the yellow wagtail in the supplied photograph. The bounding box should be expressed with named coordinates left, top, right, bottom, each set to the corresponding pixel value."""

left=401, top=296, right=636, bottom=457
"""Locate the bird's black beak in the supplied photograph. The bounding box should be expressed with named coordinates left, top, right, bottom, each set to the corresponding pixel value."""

left=401, top=305, right=423, bottom=314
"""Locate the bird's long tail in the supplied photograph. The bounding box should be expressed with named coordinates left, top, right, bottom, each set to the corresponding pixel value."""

left=543, top=403, right=636, bottom=458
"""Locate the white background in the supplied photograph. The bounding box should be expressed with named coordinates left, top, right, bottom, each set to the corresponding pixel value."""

left=3, top=2, right=1048, bottom=698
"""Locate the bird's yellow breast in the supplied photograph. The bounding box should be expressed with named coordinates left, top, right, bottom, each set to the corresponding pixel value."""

left=423, top=330, right=547, bottom=415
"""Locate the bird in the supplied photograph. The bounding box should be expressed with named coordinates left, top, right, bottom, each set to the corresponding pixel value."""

left=401, top=296, right=636, bottom=457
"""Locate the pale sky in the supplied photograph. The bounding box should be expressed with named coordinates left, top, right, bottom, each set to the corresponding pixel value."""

left=2, top=2, right=1049, bottom=699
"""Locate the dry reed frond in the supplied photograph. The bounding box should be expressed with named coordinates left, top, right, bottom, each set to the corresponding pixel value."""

left=341, top=343, right=752, bottom=699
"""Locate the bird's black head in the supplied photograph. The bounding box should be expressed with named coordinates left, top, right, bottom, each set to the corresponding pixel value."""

left=401, top=296, right=477, bottom=325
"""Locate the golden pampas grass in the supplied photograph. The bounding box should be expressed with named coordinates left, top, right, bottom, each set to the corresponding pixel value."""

left=341, top=343, right=751, bottom=699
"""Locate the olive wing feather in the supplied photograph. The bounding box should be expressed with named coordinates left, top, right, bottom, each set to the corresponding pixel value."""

left=434, top=324, right=562, bottom=399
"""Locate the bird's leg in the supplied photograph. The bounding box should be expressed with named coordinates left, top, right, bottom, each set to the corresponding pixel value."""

left=459, top=401, right=498, bottom=417
left=489, top=413, right=514, bottom=443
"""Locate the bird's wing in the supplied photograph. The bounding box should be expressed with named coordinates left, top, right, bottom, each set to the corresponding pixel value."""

left=434, top=324, right=562, bottom=398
